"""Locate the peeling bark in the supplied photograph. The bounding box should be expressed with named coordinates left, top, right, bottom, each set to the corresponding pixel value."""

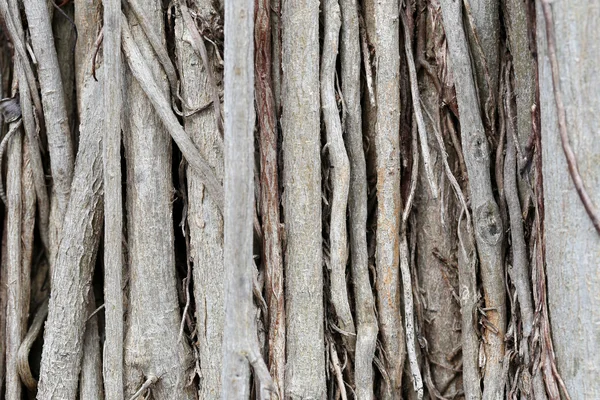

left=254, top=0, right=285, bottom=396
left=416, top=72, right=462, bottom=397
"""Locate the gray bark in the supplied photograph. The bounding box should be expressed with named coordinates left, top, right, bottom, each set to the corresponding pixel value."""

left=321, top=0, right=355, bottom=357
left=0, top=216, right=6, bottom=398
left=467, top=0, right=500, bottom=106
left=53, top=2, right=76, bottom=140
left=255, top=0, right=286, bottom=395
left=372, top=0, right=405, bottom=397
left=18, top=136, right=36, bottom=396
left=416, top=73, right=462, bottom=398
left=222, top=0, right=255, bottom=395
left=537, top=1, right=600, bottom=397
left=102, top=0, right=124, bottom=397
left=340, top=0, right=378, bottom=398
left=438, top=1, right=506, bottom=399
left=503, top=0, right=535, bottom=191
left=80, top=292, right=104, bottom=400
left=174, top=2, right=224, bottom=397
left=36, top=75, right=104, bottom=400
left=121, top=6, right=195, bottom=398
left=4, top=113, right=24, bottom=400
left=22, top=0, right=74, bottom=216
left=281, top=0, right=326, bottom=397
left=121, top=13, right=223, bottom=210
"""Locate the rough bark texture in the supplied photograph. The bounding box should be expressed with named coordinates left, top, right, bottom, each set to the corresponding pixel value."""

left=321, top=0, right=355, bottom=357
left=102, top=0, right=124, bottom=397
left=79, top=292, right=104, bottom=400
left=174, top=2, right=225, bottom=398
left=340, top=0, right=378, bottom=398
left=4, top=113, right=23, bottom=400
left=36, top=75, right=104, bottom=400
left=22, top=0, right=74, bottom=216
left=281, top=0, right=326, bottom=397
left=438, top=2, right=506, bottom=398
left=503, top=0, right=535, bottom=180
left=0, top=1, right=593, bottom=399
left=19, top=137, right=36, bottom=392
left=537, top=1, right=600, bottom=397
left=121, top=6, right=195, bottom=398
left=468, top=0, right=500, bottom=105
left=53, top=3, right=76, bottom=141
left=416, top=73, right=462, bottom=398
left=372, top=0, right=405, bottom=397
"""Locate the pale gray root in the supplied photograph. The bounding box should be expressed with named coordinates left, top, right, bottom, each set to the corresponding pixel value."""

left=249, top=305, right=275, bottom=400
left=503, top=0, right=536, bottom=201
left=340, top=0, right=378, bottom=398
left=122, top=0, right=178, bottom=97
left=4, top=115, right=24, bottom=400
left=36, top=76, right=104, bottom=400
left=0, top=1, right=43, bottom=117
left=401, top=11, right=437, bottom=199
left=504, top=125, right=545, bottom=400
left=19, top=135, right=36, bottom=392
left=416, top=71, right=462, bottom=397
left=281, top=0, right=326, bottom=397
left=329, top=342, right=348, bottom=400
left=222, top=0, right=258, bottom=394
left=22, top=0, right=74, bottom=216
left=128, top=375, right=158, bottom=400
left=399, top=235, right=423, bottom=399
left=6, top=0, right=48, bottom=238
left=0, top=63, right=7, bottom=390
left=438, top=2, right=506, bottom=398
left=102, top=0, right=124, bottom=398
left=254, top=0, right=285, bottom=396
left=174, top=0, right=225, bottom=398
left=17, top=299, right=48, bottom=392
left=121, top=2, right=195, bottom=398
left=80, top=292, right=104, bottom=400
left=0, top=120, right=22, bottom=206
left=121, top=15, right=223, bottom=212
left=373, top=0, right=406, bottom=397
left=178, top=2, right=224, bottom=133
left=17, top=62, right=50, bottom=253
left=503, top=95, right=534, bottom=339
left=0, top=222, right=7, bottom=398
left=321, top=0, right=355, bottom=356
left=74, top=0, right=102, bottom=107
left=52, top=2, right=76, bottom=134
left=537, top=1, right=600, bottom=397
